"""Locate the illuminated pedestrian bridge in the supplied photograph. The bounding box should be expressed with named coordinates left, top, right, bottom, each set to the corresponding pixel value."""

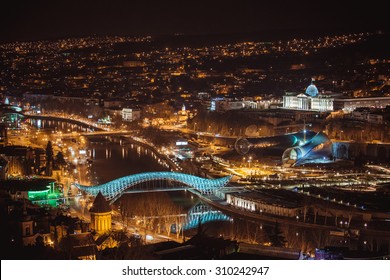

left=75, top=172, right=231, bottom=202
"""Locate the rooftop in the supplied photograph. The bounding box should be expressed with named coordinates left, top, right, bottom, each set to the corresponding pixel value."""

left=89, top=192, right=111, bottom=213
left=1, top=178, right=55, bottom=192
left=231, top=189, right=303, bottom=209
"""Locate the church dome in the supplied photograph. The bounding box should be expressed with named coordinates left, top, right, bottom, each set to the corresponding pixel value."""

left=90, top=192, right=111, bottom=213
left=305, top=84, right=319, bottom=97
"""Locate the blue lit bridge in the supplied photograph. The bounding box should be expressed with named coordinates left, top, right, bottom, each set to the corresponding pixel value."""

left=75, top=171, right=231, bottom=202
left=183, top=203, right=232, bottom=230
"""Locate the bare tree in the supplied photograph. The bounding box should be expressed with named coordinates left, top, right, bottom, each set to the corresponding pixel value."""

left=116, top=193, right=183, bottom=238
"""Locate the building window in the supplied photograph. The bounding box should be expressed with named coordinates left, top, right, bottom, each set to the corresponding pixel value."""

left=25, top=226, right=30, bottom=236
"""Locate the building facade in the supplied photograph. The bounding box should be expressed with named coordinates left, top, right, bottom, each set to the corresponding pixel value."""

left=210, top=98, right=281, bottom=112
left=284, top=84, right=390, bottom=113
left=333, top=97, right=390, bottom=112
left=283, top=82, right=334, bottom=111
left=89, top=192, right=112, bottom=234
left=226, top=193, right=302, bottom=218
left=349, top=108, right=385, bottom=124
left=121, top=108, right=141, bottom=122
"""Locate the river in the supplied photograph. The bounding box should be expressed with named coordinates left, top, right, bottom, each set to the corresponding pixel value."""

left=28, top=119, right=334, bottom=252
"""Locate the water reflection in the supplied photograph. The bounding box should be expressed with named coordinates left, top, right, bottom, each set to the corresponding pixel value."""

left=90, top=141, right=168, bottom=184
left=27, top=118, right=88, bottom=132
left=183, top=202, right=231, bottom=230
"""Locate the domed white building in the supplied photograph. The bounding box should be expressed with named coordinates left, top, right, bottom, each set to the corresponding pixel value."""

left=283, top=80, right=334, bottom=111
left=305, top=83, right=319, bottom=97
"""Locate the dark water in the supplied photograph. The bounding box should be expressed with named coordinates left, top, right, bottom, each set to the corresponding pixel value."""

left=89, top=141, right=168, bottom=183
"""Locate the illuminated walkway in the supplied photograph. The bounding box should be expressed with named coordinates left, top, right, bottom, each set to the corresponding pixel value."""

left=75, top=172, right=231, bottom=202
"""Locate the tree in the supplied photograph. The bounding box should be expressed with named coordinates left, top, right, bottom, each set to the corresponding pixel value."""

left=55, top=151, right=67, bottom=170
left=116, top=192, right=183, bottom=238
left=45, top=141, right=54, bottom=176
left=118, top=200, right=132, bottom=229
left=268, top=222, right=286, bottom=247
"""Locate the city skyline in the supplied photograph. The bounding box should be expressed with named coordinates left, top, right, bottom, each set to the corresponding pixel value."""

left=0, top=0, right=387, bottom=42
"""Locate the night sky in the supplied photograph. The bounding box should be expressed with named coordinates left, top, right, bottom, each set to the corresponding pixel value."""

left=0, top=0, right=387, bottom=42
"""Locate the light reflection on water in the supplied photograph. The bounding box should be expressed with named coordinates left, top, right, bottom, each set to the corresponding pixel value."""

left=27, top=119, right=88, bottom=132
left=90, top=140, right=168, bottom=183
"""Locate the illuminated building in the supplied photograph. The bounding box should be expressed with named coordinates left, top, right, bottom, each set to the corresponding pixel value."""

left=235, top=130, right=333, bottom=166
left=209, top=97, right=277, bottom=112
left=0, top=123, right=7, bottom=147
left=16, top=202, right=53, bottom=247
left=283, top=80, right=334, bottom=111
left=174, top=138, right=194, bottom=159
left=282, top=132, right=333, bottom=166
left=235, top=130, right=318, bottom=155
left=333, top=96, right=390, bottom=111
left=177, top=104, right=188, bottom=124
left=95, top=231, right=130, bottom=251
left=68, top=233, right=97, bottom=260
left=0, top=103, right=24, bottom=126
left=283, top=81, right=390, bottom=113
left=1, top=178, right=57, bottom=202
left=305, top=83, right=319, bottom=97
left=349, top=108, right=385, bottom=124
left=18, top=205, right=36, bottom=246
left=121, top=108, right=141, bottom=122
left=0, top=146, right=35, bottom=177
left=89, top=191, right=112, bottom=234
left=226, top=192, right=302, bottom=218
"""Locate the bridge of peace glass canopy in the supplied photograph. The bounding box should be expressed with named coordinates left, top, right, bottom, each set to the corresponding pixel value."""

left=75, top=171, right=231, bottom=202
